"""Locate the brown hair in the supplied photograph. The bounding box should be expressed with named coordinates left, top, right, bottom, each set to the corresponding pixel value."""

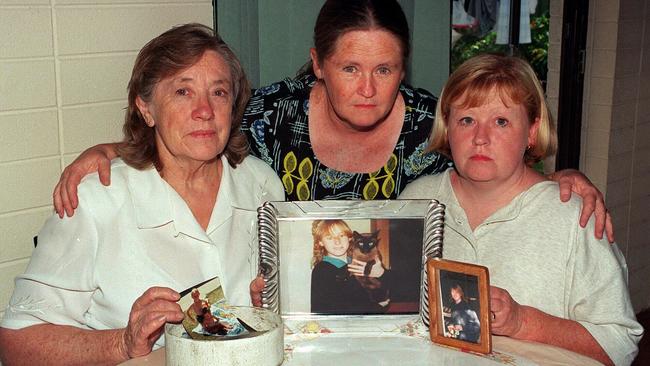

left=118, top=23, right=250, bottom=170
left=299, top=0, right=410, bottom=77
left=450, top=284, right=468, bottom=303
left=311, top=220, right=353, bottom=267
left=428, top=53, right=557, bottom=166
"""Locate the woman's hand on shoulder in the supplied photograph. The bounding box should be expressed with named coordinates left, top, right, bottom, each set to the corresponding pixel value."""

left=54, top=143, right=118, bottom=218
left=120, top=287, right=183, bottom=360
left=549, top=169, right=614, bottom=243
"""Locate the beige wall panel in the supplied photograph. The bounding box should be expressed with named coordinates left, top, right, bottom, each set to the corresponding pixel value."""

left=0, top=7, right=53, bottom=58
left=0, top=209, right=51, bottom=263
left=608, top=126, right=635, bottom=156
left=629, top=193, right=650, bottom=226
left=609, top=204, right=630, bottom=243
left=611, top=101, right=637, bottom=129
left=584, top=155, right=609, bottom=187
left=594, top=0, right=620, bottom=22
left=586, top=104, right=613, bottom=131
left=0, top=110, right=59, bottom=162
left=59, top=55, right=134, bottom=106
left=640, top=70, right=650, bottom=99
left=548, top=15, right=562, bottom=44
left=631, top=172, right=650, bottom=199
left=615, top=47, right=642, bottom=76
left=0, top=0, right=49, bottom=4
left=607, top=152, right=634, bottom=182
left=547, top=43, right=562, bottom=72
left=639, top=98, right=650, bottom=124
left=0, top=60, right=55, bottom=111
left=613, top=76, right=640, bottom=104
left=619, top=0, right=646, bottom=20
left=629, top=265, right=650, bottom=312
left=0, top=158, right=60, bottom=213
left=546, top=69, right=560, bottom=99
left=62, top=102, right=125, bottom=153
left=55, top=4, right=213, bottom=55
left=585, top=129, right=611, bottom=159
left=0, top=260, right=28, bottom=310
left=634, top=122, right=650, bottom=151
left=609, top=205, right=630, bottom=245
left=618, top=20, right=643, bottom=49
left=633, top=148, right=650, bottom=176
left=606, top=176, right=631, bottom=207
left=635, top=121, right=650, bottom=149
left=592, top=22, right=618, bottom=50
left=63, top=154, right=80, bottom=167
left=590, top=49, right=616, bottom=77
left=588, top=77, right=615, bottom=105
left=59, top=0, right=193, bottom=3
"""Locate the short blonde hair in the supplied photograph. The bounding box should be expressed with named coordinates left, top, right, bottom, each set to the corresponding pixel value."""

left=429, top=53, right=557, bottom=166
left=311, top=220, right=353, bottom=267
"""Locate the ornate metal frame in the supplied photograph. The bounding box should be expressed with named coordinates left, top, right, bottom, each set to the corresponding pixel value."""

left=258, top=199, right=444, bottom=325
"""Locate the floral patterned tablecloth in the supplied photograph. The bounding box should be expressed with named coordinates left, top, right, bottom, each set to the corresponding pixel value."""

left=282, top=315, right=530, bottom=366
left=122, top=314, right=602, bottom=366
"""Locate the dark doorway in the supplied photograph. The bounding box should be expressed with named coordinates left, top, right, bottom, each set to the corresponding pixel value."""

left=555, top=0, right=589, bottom=170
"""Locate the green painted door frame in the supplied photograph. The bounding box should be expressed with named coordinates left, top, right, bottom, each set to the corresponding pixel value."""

left=216, top=1, right=449, bottom=96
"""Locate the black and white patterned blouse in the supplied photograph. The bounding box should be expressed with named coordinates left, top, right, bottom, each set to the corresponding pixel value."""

left=241, top=74, right=452, bottom=201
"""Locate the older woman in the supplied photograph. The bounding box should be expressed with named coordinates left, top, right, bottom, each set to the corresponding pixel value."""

left=52, top=0, right=612, bottom=243
left=0, top=24, right=283, bottom=365
left=399, top=54, right=642, bottom=366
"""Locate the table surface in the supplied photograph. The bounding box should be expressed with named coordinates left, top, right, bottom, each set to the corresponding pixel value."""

left=121, top=316, right=602, bottom=366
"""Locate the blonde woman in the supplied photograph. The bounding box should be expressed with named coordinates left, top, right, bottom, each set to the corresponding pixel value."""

left=400, top=54, right=642, bottom=366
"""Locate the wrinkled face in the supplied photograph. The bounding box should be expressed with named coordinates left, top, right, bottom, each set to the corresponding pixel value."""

left=319, top=226, right=351, bottom=260
left=136, top=51, right=233, bottom=167
left=447, top=91, right=539, bottom=183
left=311, top=29, right=405, bottom=131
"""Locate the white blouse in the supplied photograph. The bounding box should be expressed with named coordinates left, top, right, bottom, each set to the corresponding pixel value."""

left=1, top=155, right=284, bottom=348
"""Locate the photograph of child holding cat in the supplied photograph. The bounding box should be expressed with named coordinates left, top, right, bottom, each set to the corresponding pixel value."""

left=310, top=220, right=392, bottom=314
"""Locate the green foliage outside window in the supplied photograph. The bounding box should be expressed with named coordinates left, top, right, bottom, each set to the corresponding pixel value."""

left=451, top=10, right=549, bottom=86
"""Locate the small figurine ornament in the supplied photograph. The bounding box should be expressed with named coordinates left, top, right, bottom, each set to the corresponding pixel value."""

left=190, top=289, right=232, bottom=335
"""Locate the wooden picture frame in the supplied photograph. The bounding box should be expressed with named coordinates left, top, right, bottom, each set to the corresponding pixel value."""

left=257, top=199, right=445, bottom=324
left=427, top=258, right=491, bottom=354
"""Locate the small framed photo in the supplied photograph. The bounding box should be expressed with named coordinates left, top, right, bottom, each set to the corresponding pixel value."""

left=426, top=258, right=491, bottom=354
left=257, top=200, right=445, bottom=323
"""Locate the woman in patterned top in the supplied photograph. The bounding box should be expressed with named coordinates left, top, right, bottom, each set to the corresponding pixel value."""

left=52, top=0, right=612, bottom=242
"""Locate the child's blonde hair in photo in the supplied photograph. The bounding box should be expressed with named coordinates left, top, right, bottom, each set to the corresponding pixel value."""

left=311, top=220, right=353, bottom=267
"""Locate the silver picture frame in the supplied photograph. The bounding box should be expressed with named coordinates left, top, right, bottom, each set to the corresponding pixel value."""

left=258, top=199, right=445, bottom=325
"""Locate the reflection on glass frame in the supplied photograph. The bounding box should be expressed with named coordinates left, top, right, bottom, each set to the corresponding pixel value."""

left=258, top=200, right=445, bottom=323
left=427, top=258, right=491, bottom=354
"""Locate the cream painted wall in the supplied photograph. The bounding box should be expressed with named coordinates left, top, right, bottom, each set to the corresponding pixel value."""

left=549, top=0, right=650, bottom=312
left=0, top=1, right=213, bottom=319
left=581, top=0, right=650, bottom=312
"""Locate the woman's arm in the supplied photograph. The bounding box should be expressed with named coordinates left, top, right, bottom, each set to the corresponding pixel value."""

left=490, top=286, right=613, bottom=366
left=549, top=169, right=613, bottom=243
left=0, top=287, right=183, bottom=366
left=53, top=143, right=120, bottom=218
left=0, top=325, right=128, bottom=365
